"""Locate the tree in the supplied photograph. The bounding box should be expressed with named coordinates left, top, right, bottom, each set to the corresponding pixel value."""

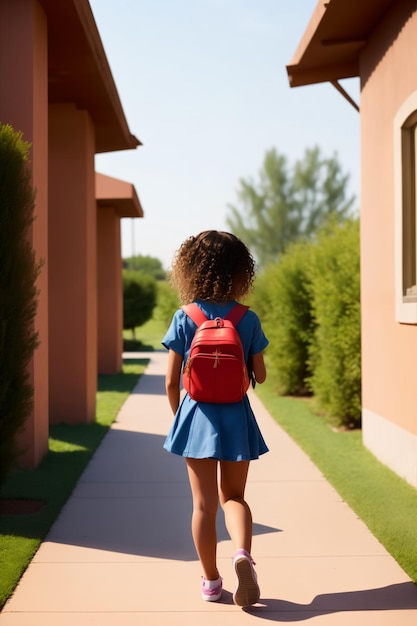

left=0, top=124, right=41, bottom=485
left=123, top=270, right=157, bottom=338
left=123, top=254, right=166, bottom=280
left=226, top=146, right=356, bottom=268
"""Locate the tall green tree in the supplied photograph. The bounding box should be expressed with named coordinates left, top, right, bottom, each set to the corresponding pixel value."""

left=0, top=124, right=41, bottom=485
left=226, top=146, right=356, bottom=268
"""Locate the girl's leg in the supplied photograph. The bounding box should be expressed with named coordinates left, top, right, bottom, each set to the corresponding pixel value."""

left=219, top=460, right=260, bottom=606
left=218, top=460, right=252, bottom=552
left=186, top=458, right=219, bottom=581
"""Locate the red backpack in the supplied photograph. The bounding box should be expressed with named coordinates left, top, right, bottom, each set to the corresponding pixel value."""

left=181, top=303, right=250, bottom=403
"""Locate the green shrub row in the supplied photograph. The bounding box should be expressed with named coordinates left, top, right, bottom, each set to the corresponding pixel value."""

left=250, top=218, right=361, bottom=428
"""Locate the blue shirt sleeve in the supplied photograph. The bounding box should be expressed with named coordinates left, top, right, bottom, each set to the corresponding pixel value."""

left=237, top=310, right=269, bottom=358
left=162, top=309, right=187, bottom=357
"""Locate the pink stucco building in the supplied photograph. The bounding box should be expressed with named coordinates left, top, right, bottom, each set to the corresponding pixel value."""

left=288, top=0, right=417, bottom=487
left=0, top=0, right=142, bottom=467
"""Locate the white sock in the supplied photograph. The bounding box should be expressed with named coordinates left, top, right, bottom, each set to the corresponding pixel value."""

left=203, top=577, right=221, bottom=589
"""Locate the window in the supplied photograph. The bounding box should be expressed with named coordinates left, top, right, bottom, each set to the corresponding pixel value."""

left=401, top=112, right=417, bottom=301
left=394, top=92, right=417, bottom=322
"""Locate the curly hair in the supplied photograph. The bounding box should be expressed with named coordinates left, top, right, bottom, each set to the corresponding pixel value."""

left=170, top=230, right=256, bottom=303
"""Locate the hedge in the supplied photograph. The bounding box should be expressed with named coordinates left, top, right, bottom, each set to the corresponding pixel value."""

left=307, top=218, right=361, bottom=427
left=0, top=124, right=41, bottom=486
left=250, top=217, right=360, bottom=428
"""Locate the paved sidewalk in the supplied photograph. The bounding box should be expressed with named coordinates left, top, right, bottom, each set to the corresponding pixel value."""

left=1, top=351, right=417, bottom=624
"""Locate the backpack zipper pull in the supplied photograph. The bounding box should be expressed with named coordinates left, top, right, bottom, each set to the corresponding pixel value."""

left=213, top=349, right=221, bottom=368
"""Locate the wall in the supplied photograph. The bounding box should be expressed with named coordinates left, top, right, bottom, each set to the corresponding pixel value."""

left=0, top=0, right=49, bottom=466
left=360, top=2, right=417, bottom=485
left=48, top=103, right=97, bottom=424
left=97, top=207, right=123, bottom=374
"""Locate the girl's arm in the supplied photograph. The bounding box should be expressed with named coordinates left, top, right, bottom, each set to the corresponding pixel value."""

left=165, top=349, right=183, bottom=414
left=251, top=351, right=267, bottom=384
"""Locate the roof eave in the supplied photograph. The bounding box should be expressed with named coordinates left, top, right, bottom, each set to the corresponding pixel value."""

left=39, top=0, right=141, bottom=153
left=96, top=173, right=144, bottom=219
left=287, top=59, right=360, bottom=88
left=286, top=0, right=395, bottom=88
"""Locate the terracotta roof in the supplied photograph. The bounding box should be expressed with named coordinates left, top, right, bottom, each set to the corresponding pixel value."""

left=39, top=0, right=140, bottom=153
left=96, top=173, right=144, bottom=218
left=286, top=0, right=394, bottom=87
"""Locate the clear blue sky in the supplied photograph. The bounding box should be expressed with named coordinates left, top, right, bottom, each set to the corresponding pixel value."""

left=90, top=0, right=360, bottom=270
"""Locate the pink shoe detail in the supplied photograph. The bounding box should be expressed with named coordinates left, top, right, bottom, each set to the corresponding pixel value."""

left=201, top=576, right=222, bottom=602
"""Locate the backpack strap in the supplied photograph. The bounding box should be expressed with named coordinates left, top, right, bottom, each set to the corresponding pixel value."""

left=181, top=303, right=249, bottom=327
left=227, top=303, right=252, bottom=384
left=225, top=303, right=249, bottom=327
left=181, top=303, right=208, bottom=327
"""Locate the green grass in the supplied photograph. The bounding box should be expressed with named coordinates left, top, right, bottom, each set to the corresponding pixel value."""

left=0, top=358, right=147, bottom=609
left=256, top=379, right=417, bottom=583
left=123, top=318, right=169, bottom=352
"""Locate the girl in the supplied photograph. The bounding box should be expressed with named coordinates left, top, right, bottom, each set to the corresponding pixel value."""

left=162, top=230, right=269, bottom=607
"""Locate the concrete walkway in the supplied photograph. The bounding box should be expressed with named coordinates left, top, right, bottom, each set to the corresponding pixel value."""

left=1, top=351, right=417, bottom=624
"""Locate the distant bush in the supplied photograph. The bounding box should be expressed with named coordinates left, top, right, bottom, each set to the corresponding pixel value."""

left=0, top=124, right=41, bottom=485
left=122, top=254, right=166, bottom=280
left=123, top=270, right=157, bottom=338
left=153, top=280, right=180, bottom=328
left=251, top=217, right=361, bottom=428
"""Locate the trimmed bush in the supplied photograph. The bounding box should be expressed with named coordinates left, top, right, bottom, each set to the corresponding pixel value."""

left=250, top=217, right=361, bottom=428
left=0, top=124, right=41, bottom=486
left=307, top=218, right=361, bottom=427
left=123, top=270, right=157, bottom=338
left=252, top=242, right=316, bottom=395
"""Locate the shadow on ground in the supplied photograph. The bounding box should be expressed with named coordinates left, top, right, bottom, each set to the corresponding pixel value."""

left=39, top=429, right=280, bottom=561
left=242, top=582, right=417, bottom=621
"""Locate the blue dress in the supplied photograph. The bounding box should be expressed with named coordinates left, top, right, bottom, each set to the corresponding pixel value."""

left=162, top=300, right=269, bottom=461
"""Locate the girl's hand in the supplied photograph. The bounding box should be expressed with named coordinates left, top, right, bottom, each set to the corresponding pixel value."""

left=165, top=349, right=183, bottom=413
left=251, top=351, right=267, bottom=384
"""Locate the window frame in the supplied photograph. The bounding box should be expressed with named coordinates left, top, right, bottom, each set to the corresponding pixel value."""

left=394, top=91, right=417, bottom=323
